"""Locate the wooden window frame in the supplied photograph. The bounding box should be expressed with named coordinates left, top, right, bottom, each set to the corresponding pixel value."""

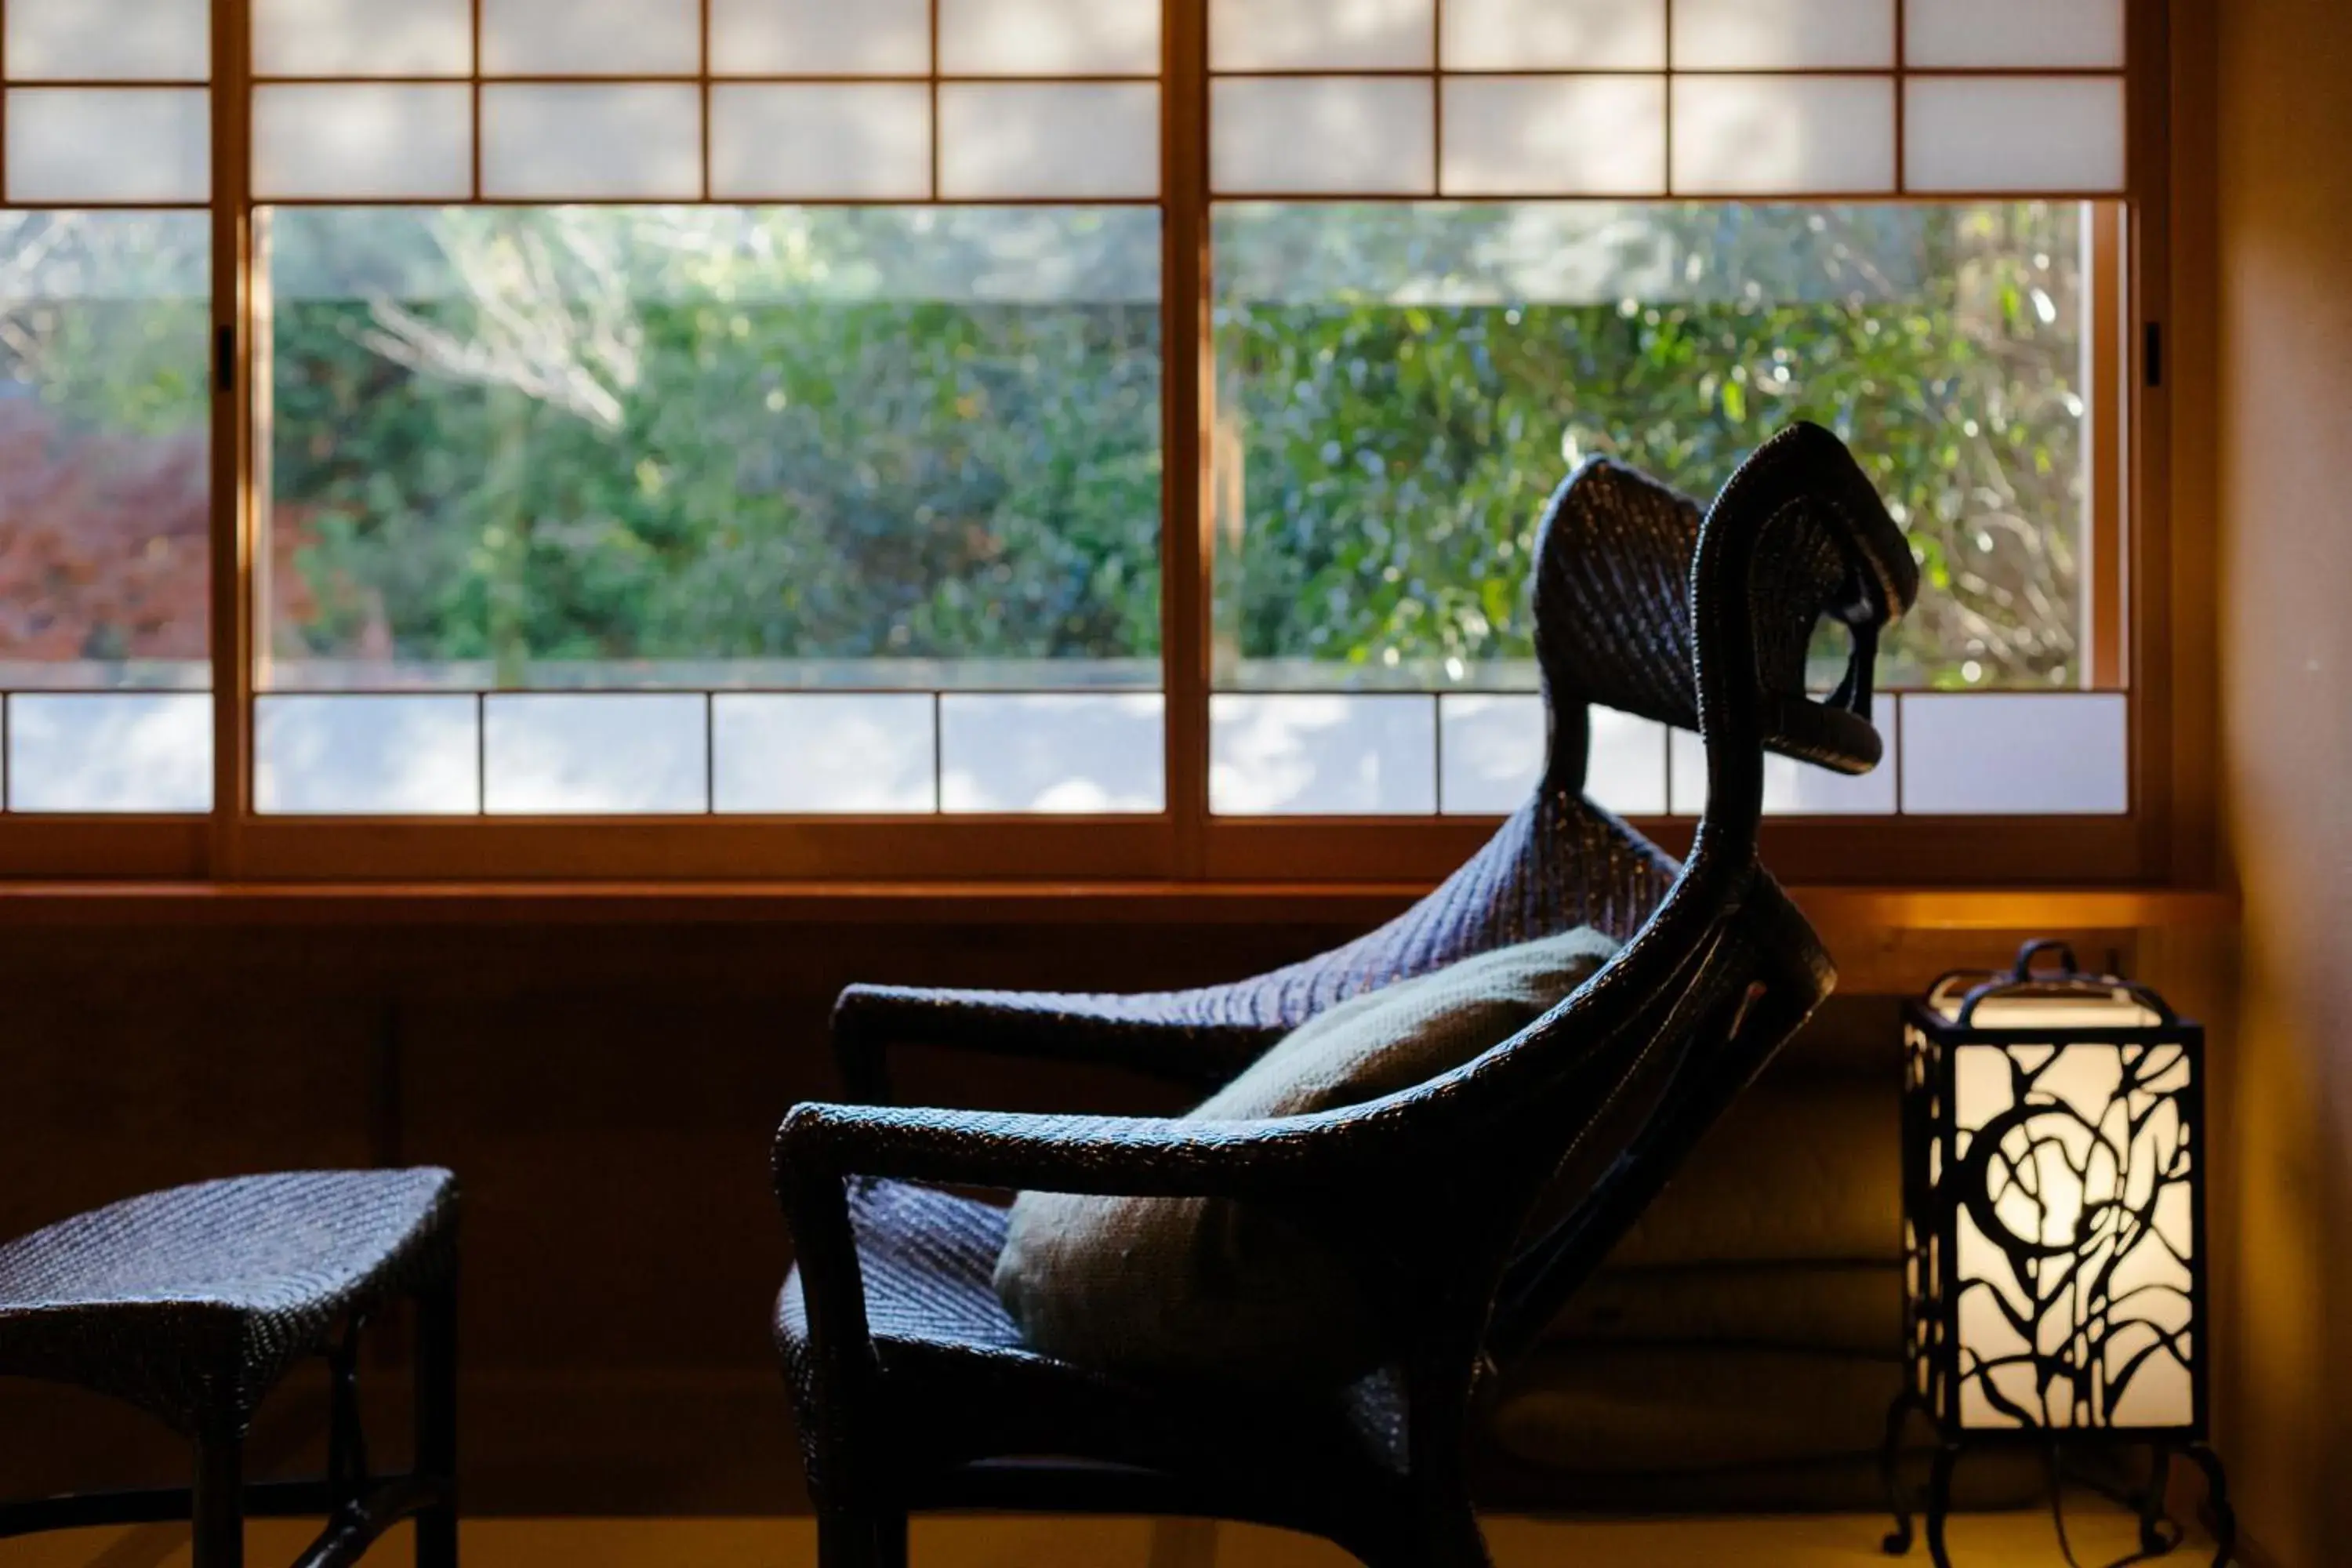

left=0, top=0, right=2202, bottom=891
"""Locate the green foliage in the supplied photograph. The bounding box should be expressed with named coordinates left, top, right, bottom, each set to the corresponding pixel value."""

left=249, top=202, right=2085, bottom=691
left=1214, top=203, right=2085, bottom=690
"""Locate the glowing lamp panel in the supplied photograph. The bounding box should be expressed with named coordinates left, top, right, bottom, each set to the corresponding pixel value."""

left=1949, top=1034, right=2196, bottom=1432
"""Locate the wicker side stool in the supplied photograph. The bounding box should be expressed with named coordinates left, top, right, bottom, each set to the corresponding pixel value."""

left=0, top=1168, right=460, bottom=1568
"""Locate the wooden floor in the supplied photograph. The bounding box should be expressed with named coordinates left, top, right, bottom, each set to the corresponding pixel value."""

left=3, top=1505, right=2198, bottom=1567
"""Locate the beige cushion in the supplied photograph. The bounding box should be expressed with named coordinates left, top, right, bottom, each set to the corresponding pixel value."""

left=993, top=929, right=1620, bottom=1385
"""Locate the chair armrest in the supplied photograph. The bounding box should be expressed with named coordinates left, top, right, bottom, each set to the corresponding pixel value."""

left=775, top=1098, right=1382, bottom=1202
left=829, top=984, right=1283, bottom=1104
left=769, top=1097, right=1403, bottom=1482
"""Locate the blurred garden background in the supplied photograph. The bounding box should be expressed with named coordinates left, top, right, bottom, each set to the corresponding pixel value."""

left=0, top=200, right=2086, bottom=696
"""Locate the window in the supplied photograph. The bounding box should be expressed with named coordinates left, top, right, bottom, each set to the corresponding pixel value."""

left=0, top=0, right=2166, bottom=884
left=0, top=0, right=214, bottom=818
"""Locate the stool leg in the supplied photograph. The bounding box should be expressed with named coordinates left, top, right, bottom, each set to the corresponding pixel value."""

left=191, top=1432, right=244, bottom=1568
left=416, top=1276, right=460, bottom=1568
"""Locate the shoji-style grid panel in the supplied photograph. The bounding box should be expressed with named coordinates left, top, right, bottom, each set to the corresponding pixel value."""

left=248, top=0, right=1165, bottom=202
left=1205, top=0, right=2129, bottom=198
left=1, top=0, right=213, bottom=204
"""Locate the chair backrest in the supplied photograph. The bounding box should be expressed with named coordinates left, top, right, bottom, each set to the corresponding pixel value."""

left=1267, top=423, right=1917, bottom=1381
left=1202, top=424, right=1912, bottom=1044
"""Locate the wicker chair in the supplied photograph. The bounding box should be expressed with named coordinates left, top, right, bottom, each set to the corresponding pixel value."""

left=772, top=421, right=1920, bottom=1568
left=0, top=1169, right=460, bottom=1568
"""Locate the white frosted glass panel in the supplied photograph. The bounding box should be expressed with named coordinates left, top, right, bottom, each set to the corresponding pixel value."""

left=1670, top=76, right=1894, bottom=195
left=481, top=0, right=702, bottom=75
left=713, top=695, right=936, bottom=814
left=255, top=696, right=478, bottom=815
left=8, top=694, right=210, bottom=814
left=1671, top=0, right=1893, bottom=68
left=1439, top=695, right=1541, bottom=815
left=939, top=694, right=1164, bottom=813
left=1907, top=0, right=2124, bottom=68
left=1670, top=711, right=1900, bottom=816
left=6, top=89, right=210, bottom=204
left=483, top=695, right=707, bottom=815
left=1211, top=0, right=1433, bottom=71
left=1211, top=78, right=1434, bottom=196
left=711, top=0, right=931, bottom=74
left=254, top=85, right=474, bottom=200
left=1211, top=695, right=1436, bottom=816
left=1587, top=710, right=1670, bottom=817
left=1441, top=0, right=1664, bottom=70
left=1901, top=694, right=2127, bottom=815
left=941, top=0, right=1159, bottom=75
left=6, top=0, right=207, bottom=79
left=938, top=84, right=1158, bottom=200
left=1442, top=77, right=1667, bottom=196
left=481, top=85, right=703, bottom=200
left=253, top=0, right=474, bottom=77
left=711, top=85, right=931, bottom=200
left=1905, top=78, right=2126, bottom=194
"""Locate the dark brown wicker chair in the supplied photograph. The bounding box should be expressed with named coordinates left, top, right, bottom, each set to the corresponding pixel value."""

left=0, top=1169, right=460, bottom=1568
left=771, top=422, right=1921, bottom=1568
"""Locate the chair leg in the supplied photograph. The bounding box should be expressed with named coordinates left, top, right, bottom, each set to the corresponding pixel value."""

left=873, top=1505, right=909, bottom=1568
left=191, top=1432, right=244, bottom=1568
left=416, top=1277, right=461, bottom=1568
left=815, top=1502, right=880, bottom=1568
left=1417, top=1499, right=1494, bottom=1568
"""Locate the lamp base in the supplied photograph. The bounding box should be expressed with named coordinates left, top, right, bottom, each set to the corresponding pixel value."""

left=1877, top=1395, right=2235, bottom=1567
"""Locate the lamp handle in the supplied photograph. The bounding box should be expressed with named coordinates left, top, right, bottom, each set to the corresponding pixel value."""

left=2009, top=939, right=2081, bottom=982
left=1944, top=938, right=2180, bottom=1027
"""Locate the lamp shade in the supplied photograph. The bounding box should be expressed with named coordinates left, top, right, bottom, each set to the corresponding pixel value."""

left=1900, top=942, right=2205, bottom=1439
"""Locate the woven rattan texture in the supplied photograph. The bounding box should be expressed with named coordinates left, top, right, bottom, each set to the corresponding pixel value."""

left=0, top=1170, right=458, bottom=1439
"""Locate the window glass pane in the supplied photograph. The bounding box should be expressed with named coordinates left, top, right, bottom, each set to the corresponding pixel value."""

left=1671, top=0, right=1893, bottom=69
left=936, top=84, right=1160, bottom=201
left=1438, top=692, right=1542, bottom=815
left=481, top=85, right=704, bottom=200
left=1210, top=78, right=1434, bottom=196
left=254, top=84, right=474, bottom=201
left=940, top=694, right=1164, bottom=813
left=1586, top=710, right=1670, bottom=817
left=1210, top=0, right=1434, bottom=71
left=1211, top=693, right=1436, bottom=815
left=1900, top=693, right=2126, bottom=815
left=480, top=0, right=702, bottom=77
left=1669, top=76, right=1894, bottom=195
left=483, top=693, right=707, bottom=814
left=263, top=206, right=1163, bottom=814
left=6, top=89, right=211, bottom=204
left=256, top=695, right=480, bottom=814
left=8, top=693, right=211, bottom=812
left=1214, top=202, right=2089, bottom=706
left=1905, top=78, right=2126, bottom=195
left=713, top=693, right=936, bottom=813
left=5, top=0, right=209, bottom=79
left=252, top=0, right=474, bottom=78
left=1669, top=714, right=1899, bottom=817
left=1440, top=77, right=1666, bottom=197
left=710, top=85, right=932, bottom=201
left=710, top=0, right=931, bottom=74
left=1906, top=0, right=2125, bottom=70
left=940, top=0, right=1160, bottom=76
left=1440, top=0, right=1664, bottom=71
left=0, top=210, right=211, bottom=813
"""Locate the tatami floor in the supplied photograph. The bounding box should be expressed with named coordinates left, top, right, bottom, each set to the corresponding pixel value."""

left=4, top=1505, right=2201, bottom=1566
